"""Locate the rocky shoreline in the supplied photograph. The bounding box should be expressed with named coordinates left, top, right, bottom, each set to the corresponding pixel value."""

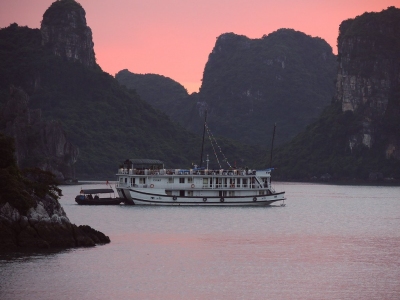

left=0, top=194, right=110, bottom=252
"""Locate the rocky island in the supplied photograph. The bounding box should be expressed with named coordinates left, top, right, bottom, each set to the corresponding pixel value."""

left=0, top=133, right=110, bottom=252
left=0, top=0, right=115, bottom=252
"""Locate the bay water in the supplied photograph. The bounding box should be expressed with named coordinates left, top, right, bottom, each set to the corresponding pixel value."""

left=1, top=182, right=399, bottom=299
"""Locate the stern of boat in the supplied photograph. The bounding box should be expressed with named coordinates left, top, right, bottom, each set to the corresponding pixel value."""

left=116, top=186, right=135, bottom=205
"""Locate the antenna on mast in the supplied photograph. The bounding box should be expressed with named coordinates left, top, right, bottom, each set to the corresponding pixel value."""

left=199, top=110, right=207, bottom=168
left=269, top=123, right=276, bottom=168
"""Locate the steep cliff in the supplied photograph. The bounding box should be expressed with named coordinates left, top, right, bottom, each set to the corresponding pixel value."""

left=119, top=30, right=337, bottom=146
left=0, top=134, right=109, bottom=251
left=0, top=28, right=196, bottom=177
left=41, top=0, right=96, bottom=68
left=197, top=29, right=337, bottom=146
left=335, top=6, right=400, bottom=159
left=271, top=7, right=400, bottom=181
left=116, top=70, right=190, bottom=113
left=1, top=3, right=259, bottom=177
left=1, top=86, right=79, bottom=181
left=115, top=70, right=198, bottom=123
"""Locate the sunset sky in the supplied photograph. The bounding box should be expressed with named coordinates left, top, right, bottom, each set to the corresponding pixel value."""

left=1, top=0, right=398, bottom=93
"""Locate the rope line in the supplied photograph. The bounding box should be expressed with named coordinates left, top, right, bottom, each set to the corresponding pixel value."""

left=205, top=123, right=232, bottom=169
left=206, top=123, right=221, bottom=168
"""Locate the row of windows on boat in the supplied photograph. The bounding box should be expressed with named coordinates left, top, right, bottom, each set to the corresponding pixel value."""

left=119, top=177, right=266, bottom=186
left=164, top=190, right=271, bottom=197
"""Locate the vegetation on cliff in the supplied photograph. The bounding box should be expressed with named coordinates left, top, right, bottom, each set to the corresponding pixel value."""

left=42, top=0, right=85, bottom=23
left=270, top=7, right=400, bottom=181
left=0, top=133, right=110, bottom=251
left=339, top=6, right=400, bottom=41
left=116, top=70, right=190, bottom=114
left=115, top=69, right=203, bottom=138
left=41, top=0, right=96, bottom=68
left=0, top=23, right=260, bottom=179
left=1, top=85, right=79, bottom=181
left=199, top=29, right=337, bottom=146
left=2, top=1, right=398, bottom=183
left=119, top=29, right=337, bottom=147
left=0, top=133, right=61, bottom=214
left=269, top=103, right=400, bottom=181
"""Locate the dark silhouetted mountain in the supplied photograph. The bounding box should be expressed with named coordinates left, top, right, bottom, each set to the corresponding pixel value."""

left=1, top=86, right=79, bottom=181
left=115, top=70, right=194, bottom=121
left=199, top=29, right=337, bottom=146
left=41, top=0, right=96, bottom=68
left=117, top=29, right=337, bottom=147
left=272, top=7, right=400, bottom=181
left=0, top=1, right=261, bottom=179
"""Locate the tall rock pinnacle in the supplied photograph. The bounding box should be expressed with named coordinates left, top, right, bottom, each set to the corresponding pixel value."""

left=41, top=0, right=96, bottom=67
left=335, top=7, right=400, bottom=157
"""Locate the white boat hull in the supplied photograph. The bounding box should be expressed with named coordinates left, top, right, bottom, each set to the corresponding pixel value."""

left=118, top=187, right=285, bottom=206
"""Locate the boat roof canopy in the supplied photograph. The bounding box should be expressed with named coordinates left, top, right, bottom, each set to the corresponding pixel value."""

left=123, top=159, right=164, bottom=169
left=80, top=189, right=114, bottom=194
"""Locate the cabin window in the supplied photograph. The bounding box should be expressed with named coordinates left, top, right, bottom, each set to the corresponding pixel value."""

left=166, top=190, right=172, bottom=195
left=224, top=178, right=228, bottom=188
left=203, top=178, right=208, bottom=184
left=168, top=177, right=174, bottom=183
left=119, top=177, right=123, bottom=183
left=228, top=191, right=235, bottom=196
left=259, top=191, right=265, bottom=195
left=125, top=178, right=127, bottom=183
left=236, top=178, right=241, bottom=187
left=219, top=191, right=227, bottom=197
left=188, top=177, right=193, bottom=183
left=209, top=178, right=213, bottom=187
left=216, top=178, right=222, bottom=188
left=187, top=191, right=193, bottom=196
left=131, top=178, right=135, bottom=185
left=243, top=179, right=248, bottom=187
left=139, top=178, right=146, bottom=184
left=230, top=179, right=235, bottom=187
left=179, top=177, right=185, bottom=183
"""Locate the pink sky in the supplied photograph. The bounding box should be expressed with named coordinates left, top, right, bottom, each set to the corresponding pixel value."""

left=1, top=0, right=398, bottom=93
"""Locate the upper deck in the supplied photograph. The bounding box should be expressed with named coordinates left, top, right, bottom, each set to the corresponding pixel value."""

left=117, top=168, right=272, bottom=178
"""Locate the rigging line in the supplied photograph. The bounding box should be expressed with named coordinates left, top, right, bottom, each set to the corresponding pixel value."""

left=199, top=110, right=207, bottom=168
left=206, top=123, right=222, bottom=168
left=206, top=123, right=231, bottom=168
left=205, top=124, right=218, bottom=164
left=205, top=123, right=232, bottom=169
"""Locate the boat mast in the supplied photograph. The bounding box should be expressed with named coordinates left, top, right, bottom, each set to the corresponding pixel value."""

left=199, top=110, right=207, bottom=168
left=269, top=123, right=276, bottom=168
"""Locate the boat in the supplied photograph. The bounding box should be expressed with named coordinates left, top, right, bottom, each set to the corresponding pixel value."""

left=115, top=159, right=286, bottom=206
left=75, top=188, right=122, bottom=205
left=116, top=115, right=285, bottom=206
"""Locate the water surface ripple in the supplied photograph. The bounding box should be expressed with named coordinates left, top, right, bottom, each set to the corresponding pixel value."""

left=1, top=182, right=399, bottom=299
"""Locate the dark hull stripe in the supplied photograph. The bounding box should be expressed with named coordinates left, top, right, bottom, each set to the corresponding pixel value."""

left=130, top=197, right=282, bottom=205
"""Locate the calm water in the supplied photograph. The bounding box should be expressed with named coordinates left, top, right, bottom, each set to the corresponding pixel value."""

left=1, top=182, right=400, bottom=299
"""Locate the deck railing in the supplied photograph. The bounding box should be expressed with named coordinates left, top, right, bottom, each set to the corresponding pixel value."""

left=117, top=168, right=260, bottom=176
left=116, top=183, right=265, bottom=190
